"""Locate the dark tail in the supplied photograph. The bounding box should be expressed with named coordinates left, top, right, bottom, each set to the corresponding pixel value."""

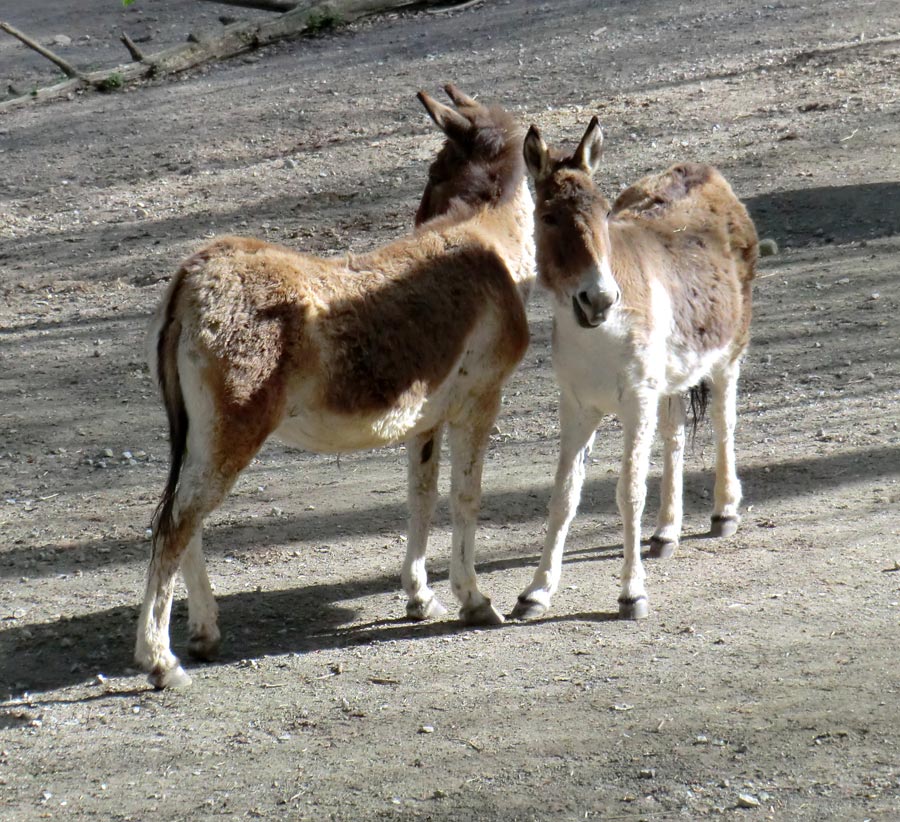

left=688, top=380, right=710, bottom=443
left=151, top=273, right=188, bottom=547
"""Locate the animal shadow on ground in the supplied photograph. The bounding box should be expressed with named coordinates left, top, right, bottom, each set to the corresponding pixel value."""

left=746, top=181, right=900, bottom=246
left=0, top=547, right=622, bottom=697
left=2, top=443, right=898, bottom=695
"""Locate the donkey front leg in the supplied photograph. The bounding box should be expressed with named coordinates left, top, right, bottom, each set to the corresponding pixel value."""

left=512, top=394, right=600, bottom=620
left=709, top=363, right=742, bottom=537
left=617, top=390, right=659, bottom=619
left=649, top=394, right=686, bottom=559
left=447, top=394, right=504, bottom=626
left=402, top=426, right=448, bottom=620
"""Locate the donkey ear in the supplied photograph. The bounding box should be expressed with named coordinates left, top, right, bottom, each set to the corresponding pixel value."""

left=523, top=124, right=552, bottom=183
left=443, top=83, right=479, bottom=108
left=573, top=116, right=604, bottom=175
left=417, top=90, right=471, bottom=140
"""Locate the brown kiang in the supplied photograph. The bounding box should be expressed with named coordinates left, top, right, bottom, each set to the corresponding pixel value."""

left=136, top=85, right=536, bottom=689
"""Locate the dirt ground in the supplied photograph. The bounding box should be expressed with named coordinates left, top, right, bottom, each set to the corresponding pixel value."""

left=1, top=0, right=899, bottom=819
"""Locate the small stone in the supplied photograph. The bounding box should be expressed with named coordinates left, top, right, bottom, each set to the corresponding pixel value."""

left=638, top=768, right=656, bottom=779
left=51, top=34, right=72, bottom=47
left=418, top=724, right=435, bottom=734
left=737, top=793, right=760, bottom=808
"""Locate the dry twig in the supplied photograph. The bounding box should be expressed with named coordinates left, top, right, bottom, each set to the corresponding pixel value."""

left=119, top=32, right=145, bottom=62
left=0, top=20, right=87, bottom=80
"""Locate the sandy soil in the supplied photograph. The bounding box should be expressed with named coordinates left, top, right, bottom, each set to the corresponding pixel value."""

left=1, top=1, right=899, bottom=819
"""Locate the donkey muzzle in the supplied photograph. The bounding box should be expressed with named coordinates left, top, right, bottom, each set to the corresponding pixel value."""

left=573, top=285, right=619, bottom=328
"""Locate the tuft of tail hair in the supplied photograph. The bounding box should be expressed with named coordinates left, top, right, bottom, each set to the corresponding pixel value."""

left=688, top=380, right=710, bottom=442
left=150, top=275, right=188, bottom=550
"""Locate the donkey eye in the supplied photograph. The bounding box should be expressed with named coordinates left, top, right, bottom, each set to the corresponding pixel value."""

left=541, top=213, right=558, bottom=226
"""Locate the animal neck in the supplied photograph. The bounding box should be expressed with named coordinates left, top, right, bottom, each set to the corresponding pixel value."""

left=478, top=179, right=537, bottom=297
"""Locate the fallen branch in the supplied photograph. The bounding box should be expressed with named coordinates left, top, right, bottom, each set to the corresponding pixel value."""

left=194, top=0, right=299, bottom=11
left=1, top=0, right=451, bottom=112
left=426, top=0, right=484, bottom=13
left=0, top=20, right=87, bottom=80
left=120, top=32, right=145, bottom=62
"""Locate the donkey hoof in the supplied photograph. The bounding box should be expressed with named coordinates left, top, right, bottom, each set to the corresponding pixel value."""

left=509, top=595, right=548, bottom=621
left=148, top=663, right=192, bottom=690
left=460, top=599, right=505, bottom=626
left=647, top=536, right=677, bottom=559
left=710, top=515, right=740, bottom=538
left=188, top=634, right=221, bottom=662
left=406, top=596, right=448, bottom=621
left=618, top=596, right=649, bottom=620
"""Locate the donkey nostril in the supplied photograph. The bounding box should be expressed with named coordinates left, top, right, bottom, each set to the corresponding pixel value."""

left=597, top=292, right=615, bottom=312
left=577, top=290, right=591, bottom=308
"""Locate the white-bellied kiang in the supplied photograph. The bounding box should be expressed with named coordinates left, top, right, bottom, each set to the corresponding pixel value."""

left=513, top=117, right=757, bottom=621
left=136, top=85, right=535, bottom=688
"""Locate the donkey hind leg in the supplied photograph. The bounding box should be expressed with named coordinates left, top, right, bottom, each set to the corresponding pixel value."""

left=402, top=426, right=448, bottom=620
left=617, top=390, right=659, bottom=619
left=447, top=391, right=505, bottom=626
left=512, top=395, right=600, bottom=620
left=135, top=463, right=233, bottom=689
left=649, top=394, right=686, bottom=559
left=181, top=530, right=220, bottom=661
left=709, top=362, right=742, bottom=538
